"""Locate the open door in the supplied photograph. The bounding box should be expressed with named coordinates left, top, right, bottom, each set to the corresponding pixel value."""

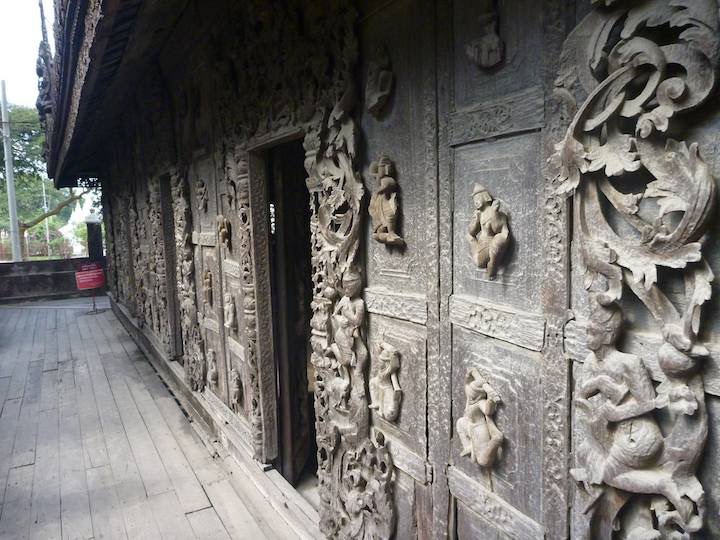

left=267, top=139, right=318, bottom=498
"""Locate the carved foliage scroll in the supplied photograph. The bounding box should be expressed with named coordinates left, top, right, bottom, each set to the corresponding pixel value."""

left=304, top=93, right=396, bottom=538
left=172, top=171, right=206, bottom=392
left=551, top=2, right=718, bottom=537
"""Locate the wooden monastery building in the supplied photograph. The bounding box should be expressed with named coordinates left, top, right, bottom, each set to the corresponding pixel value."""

left=41, top=0, right=720, bottom=538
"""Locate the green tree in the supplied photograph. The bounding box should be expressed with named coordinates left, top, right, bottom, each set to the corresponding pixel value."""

left=0, top=105, right=84, bottom=259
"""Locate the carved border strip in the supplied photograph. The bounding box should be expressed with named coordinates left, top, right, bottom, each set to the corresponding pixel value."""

left=448, top=466, right=543, bottom=540
left=449, top=295, right=545, bottom=351
left=365, top=287, right=427, bottom=325
left=191, top=231, right=216, bottom=246
left=448, top=86, right=543, bottom=147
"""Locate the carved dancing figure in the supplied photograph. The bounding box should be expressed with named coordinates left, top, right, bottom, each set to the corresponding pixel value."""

left=202, top=270, right=213, bottom=307
left=369, top=155, right=405, bottom=247
left=467, top=183, right=510, bottom=280
left=230, top=368, right=243, bottom=412
left=369, top=342, right=403, bottom=422
left=217, top=215, right=231, bottom=250
left=456, top=368, right=503, bottom=468
left=223, top=291, right=237, bottom=332
left=324, top=267, right=368, bottom=412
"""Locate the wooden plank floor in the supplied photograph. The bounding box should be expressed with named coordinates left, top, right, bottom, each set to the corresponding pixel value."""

left=0, top=297, right=296, bottom=540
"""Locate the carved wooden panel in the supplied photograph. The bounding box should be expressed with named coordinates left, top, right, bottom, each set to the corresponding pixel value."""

left=368, top=315, right=427, bottom=457
left=453, top=133, right=543, bottom=314
left=451, top=327, right=542, bottom=524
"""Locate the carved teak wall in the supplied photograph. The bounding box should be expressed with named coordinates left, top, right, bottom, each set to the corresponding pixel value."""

left=96, top=1, right=720, bottom=538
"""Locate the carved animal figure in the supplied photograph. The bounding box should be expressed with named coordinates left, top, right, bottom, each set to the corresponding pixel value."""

left=467, top=183, right=510, bottom=279
left=369, top=342, right=403, bottom=422
left=369, top=155, right=405, bottom=247
left=456, top=368, right=503, bottom=468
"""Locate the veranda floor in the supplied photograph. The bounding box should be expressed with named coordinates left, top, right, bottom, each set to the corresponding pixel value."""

left=0, top=297, right=298, bottom=540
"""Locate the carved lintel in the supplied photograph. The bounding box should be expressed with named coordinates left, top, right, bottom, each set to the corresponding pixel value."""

left=466, top=184, right=511, bottom=280
left=449, top=295, right=545, bottom=351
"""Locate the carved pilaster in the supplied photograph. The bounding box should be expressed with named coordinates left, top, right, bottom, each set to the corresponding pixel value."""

left=551, top=3, right=719, bottom=537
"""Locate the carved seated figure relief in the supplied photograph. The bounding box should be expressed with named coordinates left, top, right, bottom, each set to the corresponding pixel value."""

left=217, top=215, right=231, bottom=250
left=467, top=183, right=510, bottom=280
left=369, top=154, right=405, bottom=247
left=456, top=368, right=503, bottom=468
left=369, top=342, right=403, bottom=422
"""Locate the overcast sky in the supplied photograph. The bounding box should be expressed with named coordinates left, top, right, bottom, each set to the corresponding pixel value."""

left=0, top=1, right=54, bottom=107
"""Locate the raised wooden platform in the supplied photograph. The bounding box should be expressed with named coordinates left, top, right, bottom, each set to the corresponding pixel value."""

left=0, top=297, right=311, bottom=539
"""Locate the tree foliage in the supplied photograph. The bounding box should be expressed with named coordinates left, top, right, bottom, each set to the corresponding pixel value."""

left=0, top=105, right=76, bottom=241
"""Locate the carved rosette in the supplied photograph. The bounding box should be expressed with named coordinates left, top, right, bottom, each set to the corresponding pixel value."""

left=551, top=2, right=718, bottom=537
left=304, top=92, right=396, bottom=538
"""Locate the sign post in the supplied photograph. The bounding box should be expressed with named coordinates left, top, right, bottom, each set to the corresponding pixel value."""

left=75, top=262, right=106, bottom=314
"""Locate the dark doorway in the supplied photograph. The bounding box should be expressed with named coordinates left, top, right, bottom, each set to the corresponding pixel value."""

left=267, top=139, right=317, bottom=501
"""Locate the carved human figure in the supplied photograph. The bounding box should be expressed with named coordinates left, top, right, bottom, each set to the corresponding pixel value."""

left=369, top=155, right=405, bottom=247
left=572, top=299, right=705, bottom=536
left=324, top=268, right=368, bottom=412
left=223, top=291, right=237, bottom=332
left=369, top=342, right=403, bottom=422
left=217, top=215, right=231, bottom=250
left=196, top=180, right=208, bottom=212
left=365, top=45, right=394, bottom=118
left=467, top=183, right=510, bottom=279
left=465, top=8, right=503, bottom=69
left=202, top=270, right=213, bottom=307
left=456, top=368, right=503, bottom=468
left=206, top=349, right=218, bottom=388
left=230, top=367, right=243, bottom=412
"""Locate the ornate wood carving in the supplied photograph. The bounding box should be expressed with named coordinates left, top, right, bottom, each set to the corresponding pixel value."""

left=449, top=295, right=545, bottom=352
left=465, top=1, right=503, bottom=70
left=304, top=91, right=396, bottom=537
left=369, top=155, right=405, bottom=248
left=172, top=171, right=206, bottom=392
left=369, top=342, right=403, bottom=423
left=456, top=368, right=503, bottom=469
left=217, top=215, right=231, bottom=251
left=467, top=184, right=511, bottom=280
left=365, top=44, right=394, bottom=118
left=223, top=291, right=237, bottom=333
left=551, top=2, right=719, bottom=536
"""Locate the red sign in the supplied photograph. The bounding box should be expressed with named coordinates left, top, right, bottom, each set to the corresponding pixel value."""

left=75, top=263, right=105, bottom=290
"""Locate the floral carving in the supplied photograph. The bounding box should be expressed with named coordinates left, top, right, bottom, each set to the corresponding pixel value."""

left=369, top=155, right=405, bottom=248
left=172, top=171, right=206, bottom=392
left=467, top=184, right=511, bottom=280
left=305, top=88, right=396, bottom=537
left=456, top=369, right=503, bottom=469
left=551, top=2, right=718, bottom=536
